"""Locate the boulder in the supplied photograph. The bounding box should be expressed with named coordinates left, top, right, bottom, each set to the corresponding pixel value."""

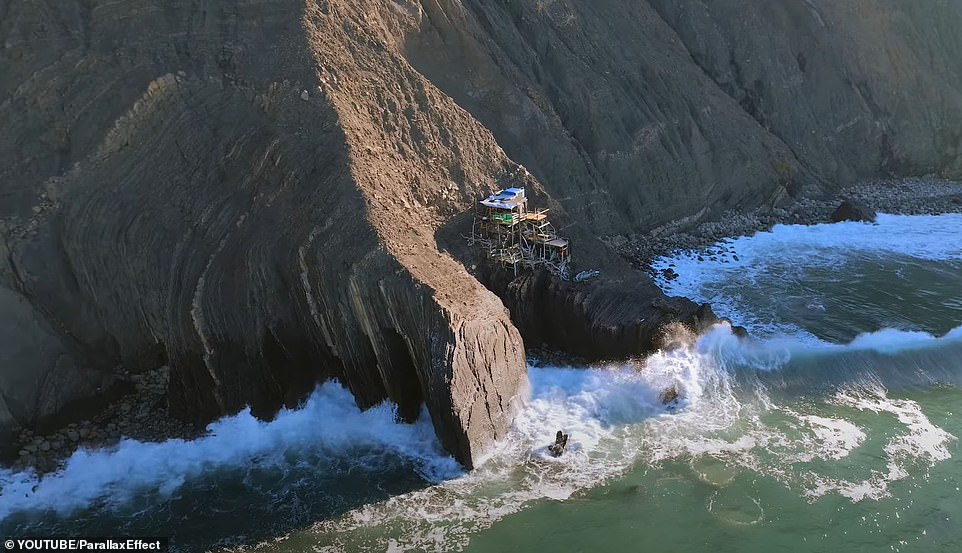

left=0, top=285, right=115, bottom=450
left=830, top=200, right=877, bottom=223
left=659, top=386, right=680, bottom=404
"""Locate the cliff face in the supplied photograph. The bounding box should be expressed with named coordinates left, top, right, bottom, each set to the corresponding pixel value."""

left=1, top=0, right=528, bottom=466
left=406, top=0, right=962, bottom=234
left=2, top=0, right=960, bottom=464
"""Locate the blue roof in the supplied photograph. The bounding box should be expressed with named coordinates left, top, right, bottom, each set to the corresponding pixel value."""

left=480, top=187, right=527, bottom=210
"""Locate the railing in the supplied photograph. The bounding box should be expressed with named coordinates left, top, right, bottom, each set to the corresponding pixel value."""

left=468, top=205, right=570, bottom=280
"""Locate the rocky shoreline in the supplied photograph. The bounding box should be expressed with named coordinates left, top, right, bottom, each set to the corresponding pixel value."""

left=610, top=177, right=962, bottom=273
left=7, top=367, right=199, bottom=474
left=6, top=178, right=961, bottom=476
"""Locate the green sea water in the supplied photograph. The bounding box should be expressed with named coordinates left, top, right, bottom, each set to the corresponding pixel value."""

left=463, top=387, right=962, bottom=553
left=2, top=214, right=961, bottom=552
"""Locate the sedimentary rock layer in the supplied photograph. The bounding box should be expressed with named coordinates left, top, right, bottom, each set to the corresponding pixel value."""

left=1, top=0, right=530, bottom=467
left=1, top=0, right=960, bottom=464
left=407, top=0, right=962, bottom=234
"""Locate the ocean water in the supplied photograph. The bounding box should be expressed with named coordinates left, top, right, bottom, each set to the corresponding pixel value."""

left=2, top=214, right=961, bottom=552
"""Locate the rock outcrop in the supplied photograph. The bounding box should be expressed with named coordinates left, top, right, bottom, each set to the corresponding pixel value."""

left=0, top=285, right=116, bottom=448
left=830, top=199, right=877, bottom=223
left=2, top=0, right=961, bottom=466
left=1, top=0, right=529, bottom=467
left=475, top=266, right=717, bottom=360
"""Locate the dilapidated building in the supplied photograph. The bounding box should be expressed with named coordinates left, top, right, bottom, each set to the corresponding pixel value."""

left=468, top=188, right=570, bottom=278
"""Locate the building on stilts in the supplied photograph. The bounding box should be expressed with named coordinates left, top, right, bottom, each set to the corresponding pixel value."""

left=467, top=188, right=570, bottom=279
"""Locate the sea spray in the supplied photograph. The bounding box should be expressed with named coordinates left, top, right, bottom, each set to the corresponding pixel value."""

left=279, top=213, right=962, bottom=551
left=4, top=321, right=959, bottom=551
left=0, top=330, right=728, bottom=545
left=643, top=329, right=958, bottom=503
left=289, top=331, right=740, bottom=551
left=653, top=213, right=962, bottom=339
left=306, top=322, right=961, bottom=550
left=0, top=382, right=461, bottom=522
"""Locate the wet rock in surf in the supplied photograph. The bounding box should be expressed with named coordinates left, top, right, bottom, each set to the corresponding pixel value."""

left=830, top=199, right=877, bottom=223
left=548, top=430, right=569, bottom=457
left=659, top=386, right=680, bottom=405
left=472, top=265, right=719, bottom=363
left=652, top=296, right=681, bottom=314
left=661, top=267, right=679, bottom=281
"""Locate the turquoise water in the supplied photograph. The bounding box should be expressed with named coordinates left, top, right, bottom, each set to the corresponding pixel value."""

left=2, top=214, right=961, bottom=552
left=464, top=380, right=962, bottom=553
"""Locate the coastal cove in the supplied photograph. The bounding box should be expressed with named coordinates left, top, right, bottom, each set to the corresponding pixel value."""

left=3, top=210, right=961, bottom=552
left=7, top=179, right=961, bottom=475
left=3, top=1, right=962, bottom=550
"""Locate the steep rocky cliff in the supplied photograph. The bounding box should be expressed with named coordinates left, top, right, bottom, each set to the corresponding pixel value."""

left=2, top=0, right=960, bottom=464
left=1, top=0, right=530, bottom=466
left=407, top=0, right=962, bottom=235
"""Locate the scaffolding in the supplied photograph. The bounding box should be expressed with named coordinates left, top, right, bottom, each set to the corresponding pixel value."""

left=467, top=187, right=570, bottom=279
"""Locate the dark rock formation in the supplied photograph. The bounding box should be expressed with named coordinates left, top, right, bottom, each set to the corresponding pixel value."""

left=408, top=0, right=962, bottom=235
left=435, top=205, right=719, bottom=362
left=477, top=266, right=717, bottom=360
left=548, top=430, right=568, bottom=457
left=658, top=386, right=680, bottom=405
left=0, top=0, right=528, bottom=468
left=830, top=199, right=878, bottom=223
left=0, top=285, right=116, bottom=448
left=2, top=0, right=961, bottom=466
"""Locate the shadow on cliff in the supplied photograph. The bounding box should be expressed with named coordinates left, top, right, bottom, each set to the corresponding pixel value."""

left=435, top=206, right=719, bottom=361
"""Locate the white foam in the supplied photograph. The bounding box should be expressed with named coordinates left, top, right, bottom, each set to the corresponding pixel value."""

left=795, top=415, right=866, bottom=461
left=805, top=473, right=896, bottom=502
left=834, top=388, right=955, bottom=465
left=0, top=339, right=728, bottom=549
left=779, top=386, right=955, bottom=502
left=621, top=327, right=957, bottom=505
left=698, top=321, right=962, bottom=372
left=6, top=322, right=958, bottom=548
left=289, top=341, right=732, bottom=551
left=640, top=382, right=952, bottom=504
left=640, top=214, right=962, bottom=501
left=652, top=213, right=962, bottom=332
left=299, top=319, right=962, bottom=549
left=846, top=326, right=962, bottom=354
left=817, top=325, right=962, bottom=358
left=0, top=382, right=462, bottom=521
